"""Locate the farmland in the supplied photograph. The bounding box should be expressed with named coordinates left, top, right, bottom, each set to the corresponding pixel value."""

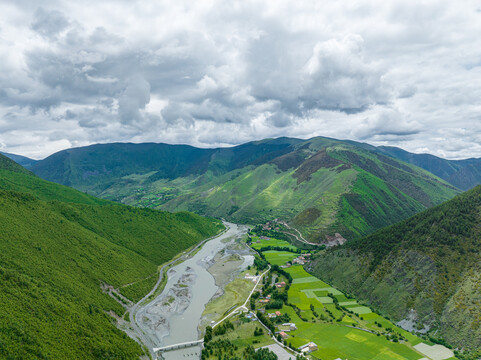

left=244, top=235, right=457, bottom=360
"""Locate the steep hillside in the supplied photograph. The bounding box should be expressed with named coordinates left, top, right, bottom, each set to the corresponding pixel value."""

left=378, top=146, right=481, bottom=191
left=31, top=138, right=302, bottom=192
left=311, top=186, right=481, bottom=351
left=31, top=137, right=460, bottom=243
left=0, top=154, right=223, bottom=359
left=0, top=151, right=37, bottom=169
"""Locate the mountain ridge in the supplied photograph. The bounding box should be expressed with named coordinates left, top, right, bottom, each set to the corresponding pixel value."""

left=29, top=137, right=460, bottom=243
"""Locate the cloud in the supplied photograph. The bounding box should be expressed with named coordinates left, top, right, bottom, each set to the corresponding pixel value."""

left=118, top=75, right=151, bottom=124
left=0, top=1, right=481, bottom=160
left=354, top=108, right=422, bottom=140
left=31, top=7, right=70, bottom=39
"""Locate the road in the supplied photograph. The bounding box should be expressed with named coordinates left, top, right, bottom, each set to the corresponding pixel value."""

left=212, top=265, right=271, bottom=328
left=278, top=221, right=322, bottom=246
left=128, top=224, right=229, bottom=359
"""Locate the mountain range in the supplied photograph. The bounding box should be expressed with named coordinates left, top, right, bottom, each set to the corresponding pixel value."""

left=4, top=136, right=481, bottom=357
left=28, top=137, right=464, bottom=242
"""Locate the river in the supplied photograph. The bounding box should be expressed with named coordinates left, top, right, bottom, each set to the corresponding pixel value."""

left=134, top=222, right=250, bottom=359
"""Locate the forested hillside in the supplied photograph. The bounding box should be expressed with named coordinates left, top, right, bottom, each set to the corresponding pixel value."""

left=31, top=137, right=459, bottom=243
left=0, top=154, right=223, bottom=359
left=377, top=146, right=481, bottom=191
left=311, top=185, right=481, bottom=352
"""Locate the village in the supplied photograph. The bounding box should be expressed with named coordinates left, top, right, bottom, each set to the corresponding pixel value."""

left=200, top=226, right=453, bottom=360
left=242, top=251, right=322, bottom=357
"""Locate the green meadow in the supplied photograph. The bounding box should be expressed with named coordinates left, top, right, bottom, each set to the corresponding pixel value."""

left=250, top=236, right=297, bottom=251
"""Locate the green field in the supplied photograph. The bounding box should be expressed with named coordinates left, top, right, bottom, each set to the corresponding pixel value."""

left=271, top=264, right=427, bottom=359
left=245, top=233, right=442, bottom=360
left=250, top=236, right=296, bottom=251
left=262, top=251, right=298, bottom=266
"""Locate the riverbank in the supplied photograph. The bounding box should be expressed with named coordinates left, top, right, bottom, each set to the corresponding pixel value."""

left=130, top=222, right=248, bottom=359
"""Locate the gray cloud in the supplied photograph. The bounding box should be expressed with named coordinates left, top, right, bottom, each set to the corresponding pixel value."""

left=31, top=7, right=70, bottom=39
left=0, top=1, right=480, bottom=159
left=118, top=75, right=151, bottom=124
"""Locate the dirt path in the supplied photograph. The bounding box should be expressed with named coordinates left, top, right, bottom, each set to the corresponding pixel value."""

left=277, top=220, right=323, bottom=246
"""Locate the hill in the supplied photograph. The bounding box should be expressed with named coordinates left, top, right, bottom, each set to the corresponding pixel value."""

left=32, top=137, right=460, bottom=242
left=0, top=151, right=37, bottom=169
left=377, top=146, right=481, bottom=191
left=0, top=154, right=223, bottom=359
left=310, top=185, right=481, bottom=352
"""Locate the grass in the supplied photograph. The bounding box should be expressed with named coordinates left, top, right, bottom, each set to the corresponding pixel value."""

left=0, top=157, right=224, bottom=359
left=250, top=236, right=296, bottom=251
left=262, top=251, right=298, bottom=266
left=203, top=276, right=254, bottom=323
left=256, top=252, right=431, bottom=359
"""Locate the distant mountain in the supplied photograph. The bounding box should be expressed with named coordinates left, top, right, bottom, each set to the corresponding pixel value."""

left=31, top=137, right=460, bottom=242
left=311, top=185, right=481, bottom=351
left=0, top=151, right=37, bottom=169
left=376, top=146, right=481, bottom=191
left=0, top=153, right=222, bottom=358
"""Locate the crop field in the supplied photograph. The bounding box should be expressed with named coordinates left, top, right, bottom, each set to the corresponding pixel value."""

left=265, top=263, right=431, bottom=360
left=250, top=236, right=296, bottom=250
left=262, top=251, right=297, bottom=266
left=226, top=234, right=459, bottom=360
left=290, top=322, right=423, bottom=360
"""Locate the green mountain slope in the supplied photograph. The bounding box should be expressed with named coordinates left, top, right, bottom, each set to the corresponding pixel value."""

left=0, top=154, right=223, bottom=359
left=32, top=137, right=460, bottom=242
left=310, top=185, right=481, bottom=351
left=377, top=146, right=481, bottom=191
left=0, top=151, right=37, bottom=169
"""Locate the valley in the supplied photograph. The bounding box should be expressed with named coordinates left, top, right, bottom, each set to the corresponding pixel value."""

left=197, top=232, right=457, bottom=360
left=1, top=137, right=481, bottom=359
left=3, top=2, right=480, bottom=359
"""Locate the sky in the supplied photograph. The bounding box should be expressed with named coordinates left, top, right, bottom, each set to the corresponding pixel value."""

left=1, top=1, right=481, bottom=160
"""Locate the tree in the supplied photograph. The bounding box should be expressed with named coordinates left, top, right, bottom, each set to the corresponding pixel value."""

left=204, top=326, right=213, bottom=343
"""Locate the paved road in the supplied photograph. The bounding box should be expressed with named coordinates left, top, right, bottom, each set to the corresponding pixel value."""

left=128, top=224, right=229, bottom=359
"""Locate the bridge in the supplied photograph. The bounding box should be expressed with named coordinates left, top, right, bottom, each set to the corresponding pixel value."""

left=153, top=339, right=204, bottom=353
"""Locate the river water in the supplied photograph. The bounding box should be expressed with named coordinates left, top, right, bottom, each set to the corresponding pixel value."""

left=135, top=222, right=249, bottom=359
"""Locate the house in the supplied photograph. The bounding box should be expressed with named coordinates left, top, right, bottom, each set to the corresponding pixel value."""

left=259, top=299, right=270, bottom=304
left=275, top=311, right=281, bottom=316
left=279, top=331, right=289, bottom=339
left=268, top=313, right=277, bottom=318
left=299, top=342, right=318, bottom=353
left=293, top=258, right=305, bottom=265
left=282, top=323, right=297, bottom=331
left=276, top=281, right=286, bottom=288
left=244, top=274, right=259, bottom=283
